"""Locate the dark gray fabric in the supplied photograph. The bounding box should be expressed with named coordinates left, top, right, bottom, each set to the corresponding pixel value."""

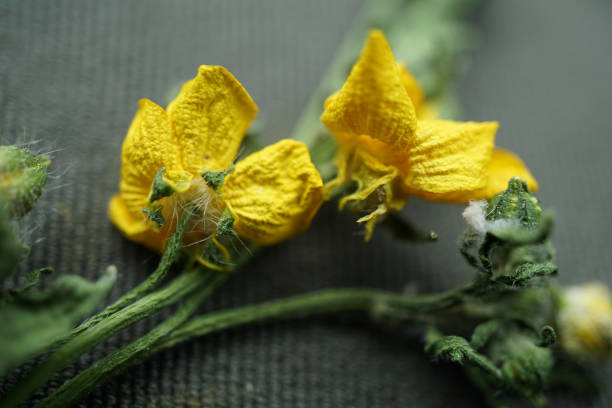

left=1, top=0, right=611, bottom=406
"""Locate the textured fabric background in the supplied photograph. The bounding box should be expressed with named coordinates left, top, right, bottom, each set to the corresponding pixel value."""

left=1, top=0, right=612, bottom=407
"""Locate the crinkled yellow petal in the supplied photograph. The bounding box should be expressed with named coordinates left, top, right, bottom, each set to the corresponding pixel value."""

left=108, top=195, right=167, bottom=252
left=474, top=148, right=539, bottom=200
left=119, top=99, right=185, bottom=217
left=405, top=120, right=497, bottom=196
left=222, top=139, right=324, bottom=245
left=321, top=30, right=417, bottom=150
left=167, top=65, right=258, bottom=173
left=397, top=62, right=424, bottom=111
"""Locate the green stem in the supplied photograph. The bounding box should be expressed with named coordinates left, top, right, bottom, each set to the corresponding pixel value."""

left=148, top=281, right=480, bottom=361
left=36, top=271, right=231, bottom=408
left=58, top=209, right=193, bottom=345
left=2, top=267, right=210, bottom=408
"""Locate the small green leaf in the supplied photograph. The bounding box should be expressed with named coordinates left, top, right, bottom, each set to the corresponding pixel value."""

left=0, top=266, right=116, bottom=375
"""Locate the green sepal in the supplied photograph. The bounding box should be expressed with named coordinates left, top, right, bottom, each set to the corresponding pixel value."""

left=216, top=209, right=237, bottom=237
left=0, top=145, right=50, bottom=218
left=142, top=205, right=165, bottom=230
left=201, top=165, right=234, bottom=192
left=149, top=167, right=174, bottom=203
left=0, top=266, right=116, bottom=375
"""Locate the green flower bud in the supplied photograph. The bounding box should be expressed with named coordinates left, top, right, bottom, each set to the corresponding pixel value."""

left=0, top=146, right=50, bottom=218
left=486, top=177, right=542, bottom=229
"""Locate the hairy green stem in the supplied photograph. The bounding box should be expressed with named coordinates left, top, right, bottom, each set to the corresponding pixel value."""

left=146, top=282, right=480, bottom=364
left=2, top=267, right=210, bottom=408
left=36, top=270, right=231, bottom=408
left=60, top=210, right=193, bottom=343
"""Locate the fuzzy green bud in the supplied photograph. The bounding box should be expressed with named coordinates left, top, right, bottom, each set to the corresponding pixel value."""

left=486, top=177, right=542, bottom=229
left=0, top=146, right=50, bottom=217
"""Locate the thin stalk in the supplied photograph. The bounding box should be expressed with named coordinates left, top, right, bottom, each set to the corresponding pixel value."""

left=36, top=271, right=231, bottom=408
left=147, top=281, right=480, bottom=362
left=61, top=209, right=193, bottom=343
left=2, top=267, right=210, bottom=408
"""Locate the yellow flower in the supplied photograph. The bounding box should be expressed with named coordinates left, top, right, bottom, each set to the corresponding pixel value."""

left=109, top=65, right=324, bottom=257
left=322, top=30, right=538, bottom=240
left=557, top=282, right=612, bottom=359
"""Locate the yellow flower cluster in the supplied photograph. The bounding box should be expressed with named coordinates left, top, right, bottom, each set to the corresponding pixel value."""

left=557, top=282, right=612, bottom=359
left=322, top=30, right=538, bottom=240
left=109, top=66, right=323, bottom=254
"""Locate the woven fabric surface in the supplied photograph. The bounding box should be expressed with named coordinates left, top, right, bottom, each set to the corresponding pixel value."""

left=1, top=0, right=612, bottom=406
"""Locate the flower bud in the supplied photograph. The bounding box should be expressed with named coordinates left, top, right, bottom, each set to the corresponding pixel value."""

left=486, top=176, right=542, bottom=229
left=0, top=146, right=50, bottom=217
left=556, top=282, right=612, bottom=359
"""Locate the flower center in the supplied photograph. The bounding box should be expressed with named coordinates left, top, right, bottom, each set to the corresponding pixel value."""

left=163, top=177, right=227, bottom=246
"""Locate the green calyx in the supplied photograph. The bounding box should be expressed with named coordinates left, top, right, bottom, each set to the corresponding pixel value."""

left=149, top=168, right=175, bottom=203
left=486, top=177, right=542, bottom=229
left=0, top=146, right=50, bottom=218
left=216, top=209, right=236, bottom=237
left=201, top=165, right=234, bottom=192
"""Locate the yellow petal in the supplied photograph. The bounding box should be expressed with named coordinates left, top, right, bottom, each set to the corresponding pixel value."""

left=405, top=120, right=497, bottom=196
left=321, top=30, right=417, bottom=150
left=222, top=139, right=324, bottom=245
left=108, top=195, right=167, bottom=252
left=397, top=62, right=424, bottom=111
left=475, top=148, right=539, bottom=200
left=119, top=99, right=185, bottom=217
left=167, top=65, right=258, bottom=173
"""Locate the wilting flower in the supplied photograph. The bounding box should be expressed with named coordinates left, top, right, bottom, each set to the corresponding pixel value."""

left=109, top=66, right=324, bottom=262
left=322, top=30, right=537, bottom=240
left=556, top=282, right=612, bottom=359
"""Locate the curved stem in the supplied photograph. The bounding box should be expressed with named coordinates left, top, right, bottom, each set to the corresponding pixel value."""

left=36, top=271, right=231, bottom=408
left=60, top=209, right=193, bottom=343
left=1, top=267, right=210, bottom=408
